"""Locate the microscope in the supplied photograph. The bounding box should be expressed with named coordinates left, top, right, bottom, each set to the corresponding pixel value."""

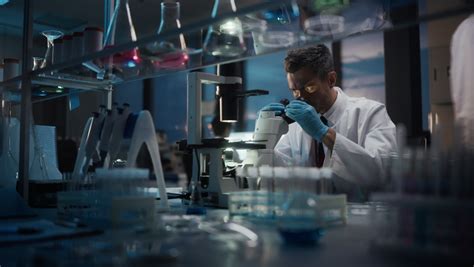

left=241, top=108, right=291, bottom=168
left=183, top=72, right=271, bottom=207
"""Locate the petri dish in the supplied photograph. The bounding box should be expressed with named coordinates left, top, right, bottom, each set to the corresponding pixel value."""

left=303, top=14, right=345, bottom=37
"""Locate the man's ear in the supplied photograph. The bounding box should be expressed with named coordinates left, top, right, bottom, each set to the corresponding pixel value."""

left=328, top=71, right=337, bottom=87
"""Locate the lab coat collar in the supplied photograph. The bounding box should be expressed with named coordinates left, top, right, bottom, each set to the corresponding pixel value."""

left=322, top=87, right=347, bottom=126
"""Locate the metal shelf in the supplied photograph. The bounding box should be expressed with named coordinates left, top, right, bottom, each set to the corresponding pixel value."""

left=1, top=0, right=472, bottom=104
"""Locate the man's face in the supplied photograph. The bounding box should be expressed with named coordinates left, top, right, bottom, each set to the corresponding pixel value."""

left=287, top=67, right=330, bottom=108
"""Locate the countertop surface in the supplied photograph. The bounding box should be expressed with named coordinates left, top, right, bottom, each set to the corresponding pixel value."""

left=0, top=203, right=464, bottom=267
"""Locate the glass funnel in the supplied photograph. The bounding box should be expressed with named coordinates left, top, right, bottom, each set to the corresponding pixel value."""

left=103, top=0, right=141, bottom=70
left=40, top=30, right=63, bottom=68
left=141, top=1, right=189, bottom=69
left=203, top=0, right=246, bottom=57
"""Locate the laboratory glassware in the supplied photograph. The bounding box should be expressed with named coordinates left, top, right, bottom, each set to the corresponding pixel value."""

left=258, top=0, right=299, bottom=25
left=186, top=181, right=207, bottom=215
left=203, top=0, right=247, bottom=57
left=103, top=0, right=141, bottom=69
left=141, top=1, right=189, bottom=69
left=40, top=30, right=63, bottom=68
left=32, top=57, right=44, bottom=71
left=277, top=166, right=322, bottom=245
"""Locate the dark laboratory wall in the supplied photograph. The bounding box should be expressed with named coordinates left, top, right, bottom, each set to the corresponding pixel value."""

left=244, top=50, right=292, bottom=132
left=147, top=67, right=217, bottom=143
left=33, top=98, right=68, bottom=138
left=113, top=80, right=144, bottom=112
left=148, top=72, right=188, bottom=143
left=332, top=42, right=343, bottom=87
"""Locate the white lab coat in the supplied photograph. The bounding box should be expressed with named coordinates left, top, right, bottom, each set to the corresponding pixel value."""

left=451, top=15, right=474, bottom=148
left=274, top=87, right=397, bottom=199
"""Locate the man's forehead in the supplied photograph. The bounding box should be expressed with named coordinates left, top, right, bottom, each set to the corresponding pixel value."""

left=293, top=68, right=317, bottom=82
left=288, top=69, right=315, bottom=88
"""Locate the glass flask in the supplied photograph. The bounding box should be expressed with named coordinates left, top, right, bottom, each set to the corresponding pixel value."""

left=203, top=0, right=246, bottom=57
left=40, top=30, right=63, bottom=68
left=277, top=192, right=323, bottom=245
left=103, top=0, right=141, bottom=69
left=141, top=1, right=189, bottom=69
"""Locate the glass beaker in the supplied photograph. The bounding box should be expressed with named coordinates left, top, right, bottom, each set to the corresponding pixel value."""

left=277, top=191, right=322, bottom=245
left=203, top=0, right=246, bottom=57
left=141, top=1, right=189, bottom=69
left=40, top=30, right=63, bottom=68
left=103, top=0, right=141, bottom=69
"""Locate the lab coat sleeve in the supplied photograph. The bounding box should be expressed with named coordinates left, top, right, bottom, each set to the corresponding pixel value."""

left=328, top=105, right=397, bottom=188
left=451, top=15, right=474, bottom=147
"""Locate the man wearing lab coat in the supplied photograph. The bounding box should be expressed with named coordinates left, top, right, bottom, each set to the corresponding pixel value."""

left=262, top=45, right=397, bottom=200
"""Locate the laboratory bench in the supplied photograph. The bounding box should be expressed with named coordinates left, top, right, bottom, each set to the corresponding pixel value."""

left=0, top=202, right=464, bottom=267
left=1, top=1, right=473, bottom=266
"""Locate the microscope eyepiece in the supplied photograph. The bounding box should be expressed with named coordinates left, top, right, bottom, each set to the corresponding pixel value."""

left=279, top=98, right=294, bottom=124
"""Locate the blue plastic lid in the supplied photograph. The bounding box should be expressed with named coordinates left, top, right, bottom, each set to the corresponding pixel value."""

left=186, top=206, right=207, bottom=215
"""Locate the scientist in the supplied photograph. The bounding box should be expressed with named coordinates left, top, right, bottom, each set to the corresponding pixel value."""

left=262, top=45, right=397, bottom=200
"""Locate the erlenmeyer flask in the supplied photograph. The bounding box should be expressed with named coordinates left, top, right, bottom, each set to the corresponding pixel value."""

left=103, top=0, right=141, bottom=69
left=203, top=0, right=246, bottom=57
left=141, top=1, right=189, bottom=69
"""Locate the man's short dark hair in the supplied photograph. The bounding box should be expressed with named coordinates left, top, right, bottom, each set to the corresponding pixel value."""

left=284, top=44, right=334, bottom=80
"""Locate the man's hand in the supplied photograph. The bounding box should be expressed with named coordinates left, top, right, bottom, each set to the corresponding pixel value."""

left=260, top=103, right=285, bottom=116
left=285, top=100, right=329, bottom=142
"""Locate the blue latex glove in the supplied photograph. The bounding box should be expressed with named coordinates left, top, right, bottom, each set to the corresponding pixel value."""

left=285, top=100, right=329, bottom=142
left=260, top=103, right=285, bottom=116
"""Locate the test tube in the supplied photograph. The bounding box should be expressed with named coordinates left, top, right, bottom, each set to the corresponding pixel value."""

left=236, top=167, right=245, bottom=189
left=309, top=168, right=320, bottom=195
left=395, top=125, right=407, bottom=194
left=275, top=167, right=290, bottom=195
left=259, top=166, right=272, bottom=191
left=247, top=167, right=259, bottom=191
left=321, top=168, right=333, bottom=194
left=260, top=166, right=275, bottom=217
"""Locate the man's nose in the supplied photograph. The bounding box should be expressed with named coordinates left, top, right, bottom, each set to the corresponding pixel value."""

left=293, top=90, right=301, bottom=98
